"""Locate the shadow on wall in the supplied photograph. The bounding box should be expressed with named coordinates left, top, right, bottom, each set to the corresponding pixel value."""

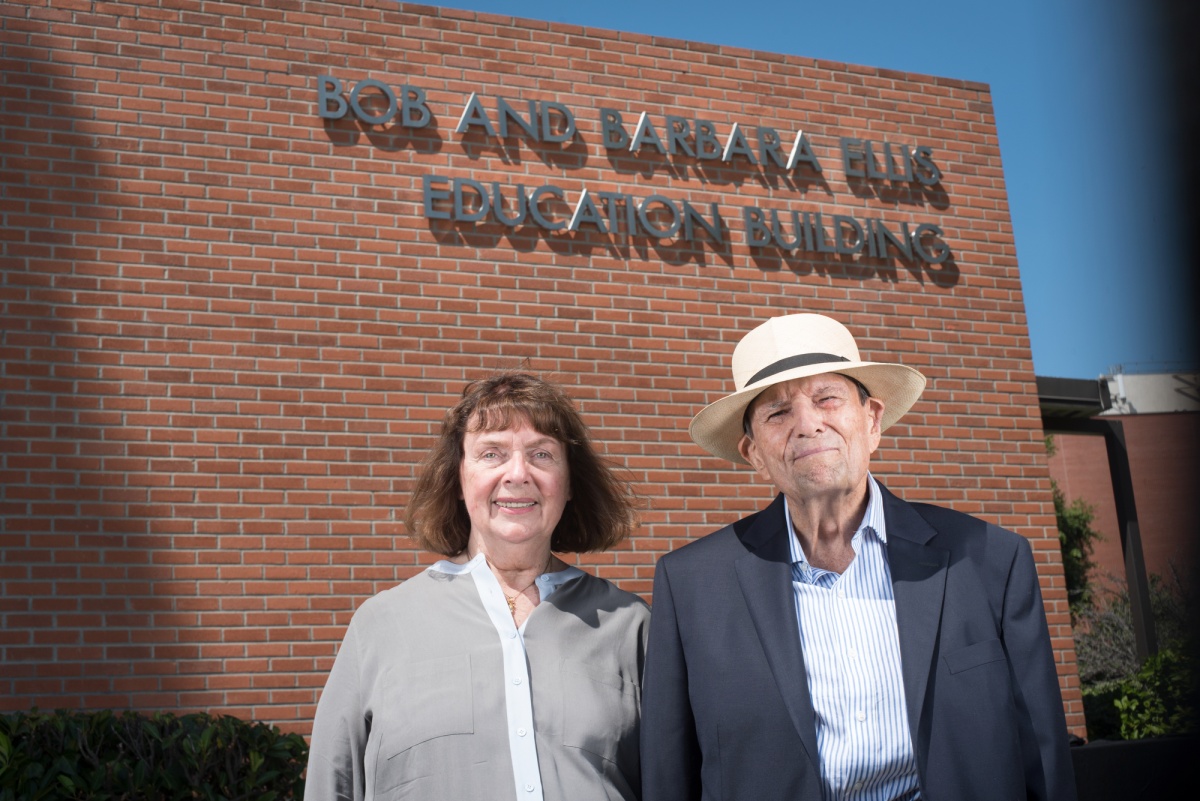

left=0, top=44, right=154, bottom=704
left=0, top=36, right=420, bottom=731
left=0, top=42, right=257, bottom=719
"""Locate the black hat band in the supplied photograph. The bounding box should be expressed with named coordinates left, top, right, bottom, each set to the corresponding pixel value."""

left=746, top=353, right=851, bottom=387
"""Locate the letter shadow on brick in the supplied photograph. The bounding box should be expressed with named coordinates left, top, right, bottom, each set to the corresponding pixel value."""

left=845, top=175, right=951, bottom=211
left=427, top=218, right=510, bottom=249
left=868, top=252, right=961, bottom=289
left=749, top=251, right=958, bottom=289
left=549, top=229, right=735, bottom=269
left=457, top=129, right=589, bottom=171
left=321, top=114, right=445, bottom=154
left=755, top=169, right=834, bottom=199
left=604, top=149, right=694, bottom=182
left=924, top=256, right=960, bottom=288
left=425, top=218, right=734, bottom=269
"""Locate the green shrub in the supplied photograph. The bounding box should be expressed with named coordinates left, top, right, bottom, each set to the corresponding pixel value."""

left=1073, top=573, right=1194, bottom=685
left=1111, top=649, right=1199, bottom=740
left=1074, top=573, right=1200, bottom=741
left=0, top=710, right=307, bottom=801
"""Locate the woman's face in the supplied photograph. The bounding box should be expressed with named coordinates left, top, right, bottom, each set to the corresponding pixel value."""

left=459, top=417, right=570, bottom=554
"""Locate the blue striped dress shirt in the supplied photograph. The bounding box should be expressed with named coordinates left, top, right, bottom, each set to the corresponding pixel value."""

left=785, top=475, right=920, bottom=801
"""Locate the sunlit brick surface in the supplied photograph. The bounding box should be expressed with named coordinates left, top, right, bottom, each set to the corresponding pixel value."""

left=0, top=0, right=1082, bottom=734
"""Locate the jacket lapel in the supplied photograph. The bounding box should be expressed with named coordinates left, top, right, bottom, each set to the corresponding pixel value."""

left=880, top=484, right=949, bottom=744
left=734, top=494, right=820, bottom=771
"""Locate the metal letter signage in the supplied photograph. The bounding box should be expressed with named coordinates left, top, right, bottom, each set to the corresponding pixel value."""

left=319, top=75, right=955, bottom=271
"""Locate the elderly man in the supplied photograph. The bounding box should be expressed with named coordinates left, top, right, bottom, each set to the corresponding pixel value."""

left=641, top=314, right=1076, bottom=801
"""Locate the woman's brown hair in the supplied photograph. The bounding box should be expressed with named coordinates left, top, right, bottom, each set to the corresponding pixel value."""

left=405, top=372, right=639, bottom=556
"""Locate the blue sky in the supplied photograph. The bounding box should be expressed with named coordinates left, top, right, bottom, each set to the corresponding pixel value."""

left=428, top=0, right=1193, bottom=379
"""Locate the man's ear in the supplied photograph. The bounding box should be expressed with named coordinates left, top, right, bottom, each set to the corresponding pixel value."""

left=737, top=433, right=755, bottom=466
left=866, top=396, right=885, bottom=452
left=738, top=434, right=770, bottom=480
left=868, top=396, right=885, bottom=429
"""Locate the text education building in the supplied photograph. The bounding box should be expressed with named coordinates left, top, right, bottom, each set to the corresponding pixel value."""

left=0, top=0, right=1084, bottom=734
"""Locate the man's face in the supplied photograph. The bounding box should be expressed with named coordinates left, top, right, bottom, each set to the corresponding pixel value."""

left=737, top=374, right=885, bottom=504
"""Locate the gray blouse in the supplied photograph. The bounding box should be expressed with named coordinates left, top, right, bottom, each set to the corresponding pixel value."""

left=305, top=565, right=651, bottom=801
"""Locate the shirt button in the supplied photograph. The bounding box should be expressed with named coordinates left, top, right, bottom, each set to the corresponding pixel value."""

left=847, top=647, right=857, bottom=659
left=855, top=710, right=866, bottom=722
left=516, top=727, right=527, bottom=736
left=512, top=677, right=522, bottom=685
left=524, top=783, right=535, bottom=792
left=837, top=588, right=846, bottom=598
left=508, top=630, right=518, bottom=639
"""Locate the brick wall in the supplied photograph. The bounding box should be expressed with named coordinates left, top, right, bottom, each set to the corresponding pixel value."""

left=1049, top=414, right=1200, bottom=586
left=0, top=0, right=1083, bottom=734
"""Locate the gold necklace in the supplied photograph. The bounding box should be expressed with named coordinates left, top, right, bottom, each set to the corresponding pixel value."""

left=504, top=553, right=554, bottom=615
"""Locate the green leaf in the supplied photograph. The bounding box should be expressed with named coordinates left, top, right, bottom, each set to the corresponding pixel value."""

left=199, top=724, right=215, bottom=752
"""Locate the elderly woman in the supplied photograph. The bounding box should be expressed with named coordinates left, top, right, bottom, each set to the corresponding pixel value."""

left=306, top=373, right=649, bottom=801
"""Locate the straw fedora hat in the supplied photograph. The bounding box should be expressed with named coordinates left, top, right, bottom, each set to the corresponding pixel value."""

left=689, top=314, right=927, bottom=464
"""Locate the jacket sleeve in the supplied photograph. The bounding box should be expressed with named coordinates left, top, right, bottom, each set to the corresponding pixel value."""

left=305, top=618, right=369, bottom=801
left=641, top=557, right=702, bottom=801
left=999, top=532, right=1078, bottom=801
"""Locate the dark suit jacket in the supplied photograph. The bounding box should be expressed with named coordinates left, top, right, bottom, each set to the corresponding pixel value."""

left=641, top=484, right=1077, bottom=801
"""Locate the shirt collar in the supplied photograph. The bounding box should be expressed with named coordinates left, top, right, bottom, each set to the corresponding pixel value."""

left=785, top=473, right=887, bottom=567
left=429, top=551, right=488, bottom=575
left=428, top=551, right=584, bottom=594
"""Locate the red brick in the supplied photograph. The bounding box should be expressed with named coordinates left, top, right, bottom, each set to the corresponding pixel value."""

left=0, top=0, right=1080, bottom=734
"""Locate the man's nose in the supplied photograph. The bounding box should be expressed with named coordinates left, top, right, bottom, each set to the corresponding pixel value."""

left=791, top=404, right=824, bottom=436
